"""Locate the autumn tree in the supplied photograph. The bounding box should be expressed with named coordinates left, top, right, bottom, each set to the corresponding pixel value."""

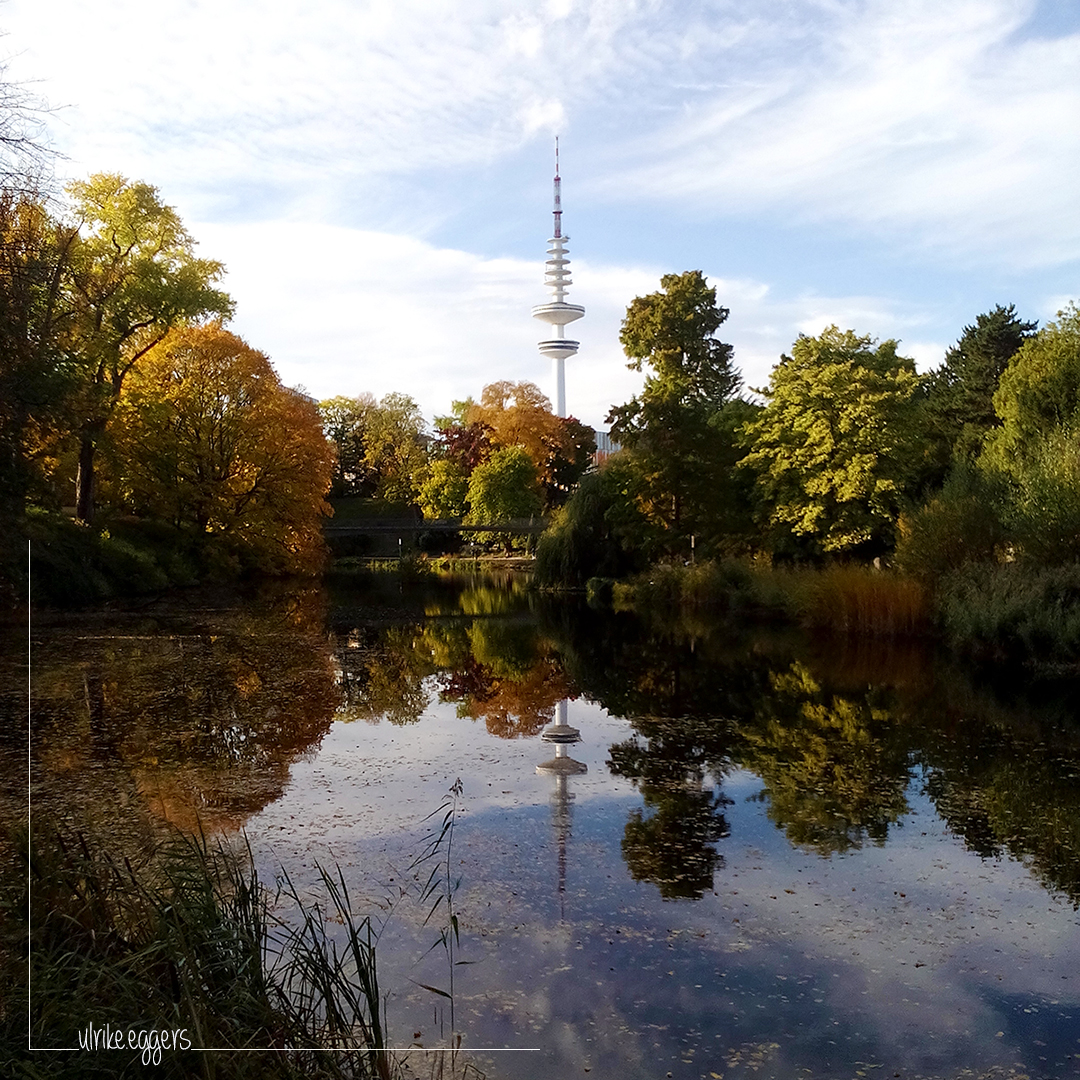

left=607, top=270, right=743, bottom=551
left=106, top=324, right=334, bottom=574
left=0, top=187, right=78, bottom=513
left=741, top=327, right=923, bottom=556
left=467, top=381, right=594, bottom=510
left=432, top=399, right=492, bottom=471
left=64, top=174, right=234, bottom=522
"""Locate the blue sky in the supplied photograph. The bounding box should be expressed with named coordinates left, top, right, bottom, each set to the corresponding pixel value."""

left=4, top=0, right=1078, bottom=429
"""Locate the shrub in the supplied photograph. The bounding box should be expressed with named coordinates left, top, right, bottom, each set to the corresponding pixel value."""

left=937, top=560, right=1080, bottom=666
left=894, top=467, right=1007, bottom=581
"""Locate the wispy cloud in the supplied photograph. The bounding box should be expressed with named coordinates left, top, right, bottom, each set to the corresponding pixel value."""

left=8, top=0, right=1076, bottom=270
left=608, top=0, right=1080, bottom=268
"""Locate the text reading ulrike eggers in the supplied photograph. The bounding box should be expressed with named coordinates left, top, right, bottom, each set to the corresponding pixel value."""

left=78, top=1024, right=192, bottom=1065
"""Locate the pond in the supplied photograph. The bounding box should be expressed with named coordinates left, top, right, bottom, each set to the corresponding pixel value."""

left=10, top=571, right=1080, bottom=1079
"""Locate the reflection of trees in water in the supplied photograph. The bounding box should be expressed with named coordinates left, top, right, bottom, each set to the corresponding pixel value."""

left=333, top=615, right=570, bottom=738
left=609, top=715, right=734, bottom=899
left=737, top=663, right=911, bottom=855
left=298, top=580, right=1080, bottom=902
left=915, top=704, right=1080, bottom=906
left=29, top=587, right=339, bottom=836
left=544, top=598, right=1080, bottom=893
left=335, top=625, right=434, bottom=725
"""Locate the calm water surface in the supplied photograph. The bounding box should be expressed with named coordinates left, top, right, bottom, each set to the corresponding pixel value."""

left=11, top=571, right=1080, bottom=1079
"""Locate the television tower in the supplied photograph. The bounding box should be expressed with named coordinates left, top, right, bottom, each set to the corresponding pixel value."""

left=532, top=138, right=584, bottom=418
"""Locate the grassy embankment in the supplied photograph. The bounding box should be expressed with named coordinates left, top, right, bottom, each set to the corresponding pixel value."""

left=2, top=825, right=390, bottom=1078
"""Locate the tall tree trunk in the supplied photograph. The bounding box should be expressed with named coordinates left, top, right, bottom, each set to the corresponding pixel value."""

left=75, top=426, right=99, bottom=524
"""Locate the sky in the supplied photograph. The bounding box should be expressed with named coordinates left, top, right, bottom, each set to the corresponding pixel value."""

left=3, top=0, right=1078, bottom=431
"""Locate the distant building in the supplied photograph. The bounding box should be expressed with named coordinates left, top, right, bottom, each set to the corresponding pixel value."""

left=592, top=429, right=620, bottom=467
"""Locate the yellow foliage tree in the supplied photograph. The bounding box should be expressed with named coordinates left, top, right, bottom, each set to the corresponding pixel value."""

left=106, top=324, right=334, bottom=574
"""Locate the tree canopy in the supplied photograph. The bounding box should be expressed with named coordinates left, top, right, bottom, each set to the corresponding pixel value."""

left=607, top=270, right=744, bottom=550
left=924, top=303, right=1037, bottom=469
left=107, top=324, right=333, bottom=574
left=981, top=303, right=1080, bottom=470
left=740, top=326, right=922, bottom=555
left=465, top=446, right=543, bottom=527
left=467, top=380, right=594, bottom=510
left=318, top=391, right=427, bottom=502
left=0, top=188, right=77, bottom=513
left=65, top=174, right=234, bottom=522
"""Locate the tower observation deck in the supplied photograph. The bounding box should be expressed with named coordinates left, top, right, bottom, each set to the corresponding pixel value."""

left=532, top=138, right=584, bottom=418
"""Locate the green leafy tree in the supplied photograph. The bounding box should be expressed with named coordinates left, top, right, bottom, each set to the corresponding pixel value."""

left=970, top=305, right=1080, bottom=562
left=981, top=302, right=1080, bottom=470
left=607, top=270, right=743, bottom=552
left=319, top=392, right=428, bottom=503
left=318, top=393, right=376, bottom=497
left=534, top=460, right=652, bottom=587
left=65, top=174, right=234, bottom=523
left=418, top=457, right=470, bottom=519
left=741, top=327, right=923, bottom=556
left=465, top=446, right=542, bottom=547
left=924, top=304, right=1037, bottom=471
left=364, top=392, right=428, bottom=504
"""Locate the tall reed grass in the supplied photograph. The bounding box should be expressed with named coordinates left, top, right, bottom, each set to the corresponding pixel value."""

left=779, top=564, right=931, bottom=638
left=615, top=559, right=931, bottom=639
left=1, top=823, right=464, bottom=1078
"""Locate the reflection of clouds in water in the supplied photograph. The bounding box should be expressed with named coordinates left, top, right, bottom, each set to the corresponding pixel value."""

left=249, top=693, right=1080, bottom=1076
left=21, top=587, right=1080, bottom=1076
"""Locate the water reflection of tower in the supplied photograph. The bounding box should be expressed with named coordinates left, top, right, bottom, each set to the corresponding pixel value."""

left=536, top=699, right=586, bottom=920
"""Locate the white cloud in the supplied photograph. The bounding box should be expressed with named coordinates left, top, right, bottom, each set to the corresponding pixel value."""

left=7, top=0, right=1075, bottom=272
left=195, top=220, right=938, bottom=427
left=194, top=221, right=650, bottom=430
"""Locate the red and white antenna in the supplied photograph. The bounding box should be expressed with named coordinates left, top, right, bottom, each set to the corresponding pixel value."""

left=553, top=136, right=562, bottom=239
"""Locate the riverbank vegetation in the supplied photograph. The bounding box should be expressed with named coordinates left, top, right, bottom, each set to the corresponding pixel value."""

left=535, top=273, right=1080, bottom=669
left=3, top=824, right=393, bottom=1078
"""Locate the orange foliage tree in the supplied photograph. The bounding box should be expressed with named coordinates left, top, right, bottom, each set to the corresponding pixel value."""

left=466, top=380, right=594, bottom=509
left=106, top=323, right=334, bottom=574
